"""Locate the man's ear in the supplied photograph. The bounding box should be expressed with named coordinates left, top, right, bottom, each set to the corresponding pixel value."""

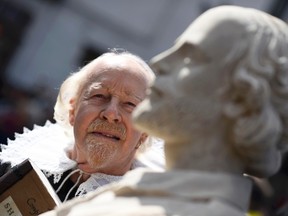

left=135, top=133, right=148, bottom=149
left=140, top=133, right=148, bottom=143
left=69, top=99, right=76, bottom=126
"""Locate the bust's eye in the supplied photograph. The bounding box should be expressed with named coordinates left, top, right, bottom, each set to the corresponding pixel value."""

left=153, top=67, right=167, bottom=76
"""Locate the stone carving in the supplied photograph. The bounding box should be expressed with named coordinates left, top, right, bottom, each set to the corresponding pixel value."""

left=41, top=5, right=288, bottom=216
left=135, top=4, right=288, bottom=178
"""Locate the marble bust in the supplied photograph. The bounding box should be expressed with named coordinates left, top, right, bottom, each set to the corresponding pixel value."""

left=134, top=4, right=288, bottom=179
left=41, top=5, right=288, bottom=216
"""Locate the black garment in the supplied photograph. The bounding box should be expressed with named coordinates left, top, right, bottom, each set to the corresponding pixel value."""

left=0, top=145, right=11, bottom=177
left=0, top=161, right=11, bottom=177
left=47, top=169, right=80, bottom=202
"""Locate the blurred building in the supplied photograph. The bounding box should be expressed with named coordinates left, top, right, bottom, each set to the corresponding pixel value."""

left=2, top=0, right=285, bottom=94
left=0, top=0, right=288, bottom=130
left=1, top=0, right=288, bottom=215
left=0, top=0, right=287, bottom=137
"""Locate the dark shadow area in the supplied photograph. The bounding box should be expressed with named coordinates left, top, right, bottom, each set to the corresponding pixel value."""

left=0, top=82, right=55, bottom=145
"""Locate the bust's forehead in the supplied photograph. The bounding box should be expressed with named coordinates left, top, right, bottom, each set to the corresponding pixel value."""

left=174, top=6, right=255, bottom=61
left=177, top=6, right=253, bottom=45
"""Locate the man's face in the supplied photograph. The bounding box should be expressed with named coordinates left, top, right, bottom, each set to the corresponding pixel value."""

left=133, top=41, right=224, bottom=143
left=69, top=56, right=149, bottom=174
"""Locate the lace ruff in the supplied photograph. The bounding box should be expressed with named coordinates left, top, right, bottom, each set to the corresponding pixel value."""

left=0, top=121, right=165, bottom=198
left=0, top=121, right=76, bottom=183
left=76, top=172, right=123, bottom=196
left=75, top=151, right=165, bottom=197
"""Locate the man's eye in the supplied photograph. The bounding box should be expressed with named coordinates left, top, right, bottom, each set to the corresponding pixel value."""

left=123, top=101, right=137, bottom=113
left=125, top=102, right=136, bottom=107
left=123, top=101, right=137, bottom=110
left=93, top=94, right=106, bottom=99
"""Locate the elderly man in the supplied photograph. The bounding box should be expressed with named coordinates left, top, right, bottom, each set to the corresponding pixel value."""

left=0, top=50, right=164, bottom=203
left=40, top=5, right=288, bottom=216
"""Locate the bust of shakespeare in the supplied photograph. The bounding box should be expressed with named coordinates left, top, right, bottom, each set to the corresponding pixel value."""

left=41, top=5, right=288, bottom=216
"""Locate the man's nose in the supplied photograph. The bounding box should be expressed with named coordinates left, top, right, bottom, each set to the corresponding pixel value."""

left=100, top=99, right=122, bottom=123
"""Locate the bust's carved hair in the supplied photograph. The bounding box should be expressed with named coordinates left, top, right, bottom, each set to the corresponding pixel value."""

left=211, top=6, right=288, bottom=177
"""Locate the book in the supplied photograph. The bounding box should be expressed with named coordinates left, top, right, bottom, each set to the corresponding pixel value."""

left=0, top=159, right=61, bottom=216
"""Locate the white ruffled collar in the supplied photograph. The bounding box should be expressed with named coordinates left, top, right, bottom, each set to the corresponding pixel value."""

left=0, top=121, right=76, bottom=182
left=0, top=121, right=165, bottom=200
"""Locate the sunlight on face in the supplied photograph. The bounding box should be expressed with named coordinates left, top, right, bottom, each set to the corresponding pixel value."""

left=70, top=55, right=151, bottom=175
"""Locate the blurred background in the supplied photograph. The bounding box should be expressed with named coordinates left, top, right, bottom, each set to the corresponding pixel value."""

left=0, top=0, right=287, bottom=143
left=0, top=0, right=288, bottom=215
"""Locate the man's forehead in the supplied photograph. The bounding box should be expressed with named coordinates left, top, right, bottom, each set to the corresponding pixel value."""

left=84, top=73, right=145, bottom=99
left=89, top=56, right=147, bottom=77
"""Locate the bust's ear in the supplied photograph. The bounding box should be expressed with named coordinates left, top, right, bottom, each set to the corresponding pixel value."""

left=221, top=67, right=269, bottom=147
left=222, top=67, right=267, bottom=119
left=69, top=99, right=76, bottom=126
left=221, top=67, right=283, bottom=177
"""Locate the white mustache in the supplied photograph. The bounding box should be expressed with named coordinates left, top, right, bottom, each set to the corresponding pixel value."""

left=87, top=119, right=126, bottom=140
